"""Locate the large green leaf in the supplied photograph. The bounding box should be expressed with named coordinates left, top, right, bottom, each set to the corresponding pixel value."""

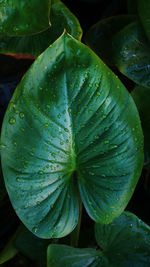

left=95, top=211, right=150, bottom=266
left=112, top=20, right=150, bottom=88
left=47, top=244, right=106, bottom=267
left=0, top=0, right=51, bottom=36
left=85, top=15, right=136, bottom=66
left=131, top=85, right=150, bottom=154
left=0, top=0, right=82, bottom=58
left=1, top=32, right=143, bottom=238
left=138, top=0, right=150, bottom=41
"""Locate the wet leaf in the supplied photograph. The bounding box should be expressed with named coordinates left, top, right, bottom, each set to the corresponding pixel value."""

left=112, top=20, right=150, bottom=88
left=0, top=0, right=82, bottom=58
left=85, top=15, right=136, bottom=66
left=95, top=211, right=150, bottom=266
left=1, top=32, right=143, bottom=238
left=0, top=0, right=51, bottom=36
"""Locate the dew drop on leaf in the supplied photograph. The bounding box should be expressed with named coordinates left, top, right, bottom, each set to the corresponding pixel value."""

left=19, top=112, right=25, bottom=119
left=9, top=117, right=16, bottom=125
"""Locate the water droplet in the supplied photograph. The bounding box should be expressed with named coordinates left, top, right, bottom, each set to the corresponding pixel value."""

left=9, top=117, right=16, bottom=125
left=44, top=123, right=48, bottom=127
left=57, top=113, right=61, bottom=119
left=109, top=144, right=117, bottom=149
left=64, top=128, right=69, bottom=133
left=19, top=112, right=25, bottom=119
left=16, top=177, right=20, bottom=181
left=102, top=114, right=106, bottom=119
left=29, top=151, right=34, bottom=156
left=96, top=91, right=101, bottom=96
left=38, top=170, right=43, bottom=174
left=32, top=226, right=38, bottom=233
left=104, top=140, right=109, bottom=144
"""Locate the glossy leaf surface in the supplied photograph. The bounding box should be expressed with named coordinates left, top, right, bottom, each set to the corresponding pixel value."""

left=131, top=85, right=150, bottom=154
left=0, top=0, right=82, bottom=58
left=112, top=20, right=150, bottom=88
left=95, top=211, right=150, bottom=266
left=1, top=32, right=143, bottom=238
left=0, top=0, right=51, bottom=36
left=138, top=0, right=150, bottom=40
left=85, top=15, right=136, bottom=66
left=47, top=244, right=106, bottom=267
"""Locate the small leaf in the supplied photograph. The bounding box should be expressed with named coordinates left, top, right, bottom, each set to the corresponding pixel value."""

left=0, top=0, right=82, bottom=58
left=0, top=0, right=51, bottom=36
left=95, top=211, right=150, bottom=266
left=47, top=244, right=106, bottom=267
left=85, top=15, right=136, bottom=66
left=1, top=32, right=143, bottom=238
left=131, top=85, right=150, bottom=154
left=112, top=20, right=150, bottom=88
left=138, top=0, right=150, bottom=41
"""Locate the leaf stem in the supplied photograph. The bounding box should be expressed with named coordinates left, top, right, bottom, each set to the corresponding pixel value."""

left=70, top=171, right=82, bottom=248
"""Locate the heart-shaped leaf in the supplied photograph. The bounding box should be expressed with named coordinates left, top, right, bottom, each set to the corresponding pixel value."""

left=131, top=85, right=150, bottom=155
left=138, top=0, right=150, bottom=41
left=47, top=212, right=150, bottom=266
left=112, top=20, right=150, bottom=88
left=85, top=15, right=136, bottom=66
left=95, top=211, right=150, bottom=266
left=0, top=0, right=82, bottom=58
left=47, top=244, right=106, bottom=267
left=1, top=32, right=143, bottom=238
left=0, top=0, right=51, bottom=36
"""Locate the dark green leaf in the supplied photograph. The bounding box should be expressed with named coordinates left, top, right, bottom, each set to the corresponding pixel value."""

left=14, top=225, right=50, bottom=263
left=95, top=211, right=150, bottom=266
left=112, top=20, right=150, bottom=88
left=85, top=15, right=136, bottom=66
left=127, top=0, right=138, bottom=14
left=131, top=85, right=150, bottom=154
left=1, top=32, right=143, bottom=238
left=47, top=244, right=106, bottom=267
left=138, top=0, right=150, bottom=40
left=0, top=0, right=51, bottom=36
left=0, top=0, right=82, bottom=58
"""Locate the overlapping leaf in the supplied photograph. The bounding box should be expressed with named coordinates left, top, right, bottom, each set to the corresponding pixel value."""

left=1, top=32, right=143, bottom=238
left=0, top=0, right=51, bottom=36
left=95, top=211, right=150, bottom=266
left=112, top=20, right=150, bottom=88
left=47, top=245, right=106, bottom=267
left=47, top=212, right=150, bottom=266
left=0, top=0, right=82, bottom=58
left=85, top=15, right=136, bottom=66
